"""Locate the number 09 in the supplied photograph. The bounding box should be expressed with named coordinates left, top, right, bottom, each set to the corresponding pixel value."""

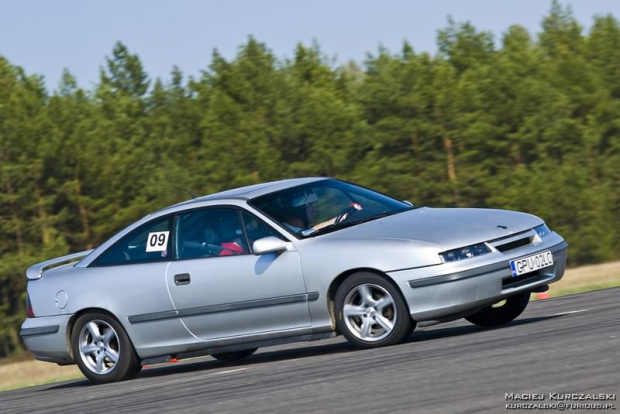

left=146, top=231, right=169, bottom=252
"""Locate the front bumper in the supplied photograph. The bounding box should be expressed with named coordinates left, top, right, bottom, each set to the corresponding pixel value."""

left=20, top=314, right=73, bottom=364
left=389, top=240, right=568, bottom=322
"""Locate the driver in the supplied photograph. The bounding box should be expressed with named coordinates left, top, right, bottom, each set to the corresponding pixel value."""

left=281, top=190, right=362, bottom=235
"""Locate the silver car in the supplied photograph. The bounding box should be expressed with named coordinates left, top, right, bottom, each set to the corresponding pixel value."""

left=21, top=178, right=567, bottom=383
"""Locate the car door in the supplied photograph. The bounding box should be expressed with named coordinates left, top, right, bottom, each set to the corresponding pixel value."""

left=166, top=207, right=312, bottom=340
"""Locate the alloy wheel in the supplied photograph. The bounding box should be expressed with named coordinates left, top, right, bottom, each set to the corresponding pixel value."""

left=342, top=283, right=397, bottom=342
left=78, top=319, right=120, bottom=375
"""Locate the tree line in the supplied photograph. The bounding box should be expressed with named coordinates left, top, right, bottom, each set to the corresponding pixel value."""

left=1, top=2, right=619, bottom=356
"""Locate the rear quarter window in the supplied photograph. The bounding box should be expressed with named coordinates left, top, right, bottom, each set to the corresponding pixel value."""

left=91, top=217, right=172, bottom=266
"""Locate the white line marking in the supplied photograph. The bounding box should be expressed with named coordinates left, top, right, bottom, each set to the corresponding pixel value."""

left=215, top=368, right=247, bottom=375
left=552, top=309, right=590, bottom=316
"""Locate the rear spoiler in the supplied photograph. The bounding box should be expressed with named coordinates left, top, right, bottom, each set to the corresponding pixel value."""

left=26, top=250, right=94, bottom=280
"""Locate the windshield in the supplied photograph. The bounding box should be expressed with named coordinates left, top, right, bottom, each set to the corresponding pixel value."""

left=249, top=179, right=415, bottom=238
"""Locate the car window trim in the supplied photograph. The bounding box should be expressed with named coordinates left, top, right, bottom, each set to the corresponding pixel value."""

left=238, top=209, right=251, bottom=253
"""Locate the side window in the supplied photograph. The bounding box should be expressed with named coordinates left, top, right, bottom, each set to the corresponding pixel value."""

left=242, top=211, right=286, bottom=248
left=176, top=208, right=249, bottom=260
left=92, top=217, right=172, bottom=266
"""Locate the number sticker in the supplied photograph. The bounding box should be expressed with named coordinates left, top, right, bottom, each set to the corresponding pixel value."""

left=146, top=231, right=170, bottom=252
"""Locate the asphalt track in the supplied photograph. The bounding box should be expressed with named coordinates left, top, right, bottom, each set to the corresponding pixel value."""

left=2, top=288, right=618, bottom=414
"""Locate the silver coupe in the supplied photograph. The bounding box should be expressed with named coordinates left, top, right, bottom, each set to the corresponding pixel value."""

left=21, top=178, right=567, bottom=383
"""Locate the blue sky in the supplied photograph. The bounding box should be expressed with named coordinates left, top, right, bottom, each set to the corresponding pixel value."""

left=1, top=0, right=619, bottom=91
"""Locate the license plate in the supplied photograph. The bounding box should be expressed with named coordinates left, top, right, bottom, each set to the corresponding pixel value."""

left=510, top=251, right=554, bottom=277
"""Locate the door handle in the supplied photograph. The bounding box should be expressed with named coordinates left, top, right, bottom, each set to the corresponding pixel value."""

left=174, top=273, right=191, bottom=286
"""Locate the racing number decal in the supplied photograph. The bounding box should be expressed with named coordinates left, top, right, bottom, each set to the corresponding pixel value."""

left=146, top=231, right=169, bottom=252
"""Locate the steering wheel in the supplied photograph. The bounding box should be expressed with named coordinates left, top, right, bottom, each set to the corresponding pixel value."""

left=335, top=203, right=363, bottom=224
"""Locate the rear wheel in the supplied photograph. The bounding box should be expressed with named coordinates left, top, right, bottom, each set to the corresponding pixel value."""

left=211, top=348, right=258, bottom=362
left=71, top=312, right=141, bottom=384
left=335, top=273, right=413, bottom=348
left=465, top=292, right=531, bottom=327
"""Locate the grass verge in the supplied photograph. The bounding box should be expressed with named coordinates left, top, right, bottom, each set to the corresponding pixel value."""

left=0, top=358, right=82, bottom=391
left=539, top=260, right=620, bottom=298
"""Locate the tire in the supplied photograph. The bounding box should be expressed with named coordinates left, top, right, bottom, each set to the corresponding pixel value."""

left=211, top=348, right=258, bottom=362
left=335, top=272, right=413, bottom=348
left=465, top=291, right=531, bottom=327
left=71, top=312, right=141, bottom=384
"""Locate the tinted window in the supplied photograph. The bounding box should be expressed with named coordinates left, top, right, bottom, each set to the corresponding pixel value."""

left=175, top=208, right=249, bottom=260
left=250, top=179, right=413, bottom=237
left=242, top=211, right=286, bottom=249
left=92, top=217, right=172, bottom=266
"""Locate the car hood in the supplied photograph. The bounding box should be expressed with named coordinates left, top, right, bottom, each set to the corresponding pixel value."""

left=320, top=207, right=542, bottom=250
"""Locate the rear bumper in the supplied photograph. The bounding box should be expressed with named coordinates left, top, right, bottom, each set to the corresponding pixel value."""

left=389, top=241, right=568, bottom=322
left=20, top=315, right=73, bottom=364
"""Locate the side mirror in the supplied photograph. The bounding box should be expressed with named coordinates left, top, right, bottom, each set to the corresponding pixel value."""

left=252, top=236, right=290, bottom=255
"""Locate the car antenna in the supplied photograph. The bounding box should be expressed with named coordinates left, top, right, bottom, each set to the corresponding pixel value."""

left=157, top=184, right=198, bottom=199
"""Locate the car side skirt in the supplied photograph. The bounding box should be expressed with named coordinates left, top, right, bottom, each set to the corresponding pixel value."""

left=141, top=330, right=336, bottom=366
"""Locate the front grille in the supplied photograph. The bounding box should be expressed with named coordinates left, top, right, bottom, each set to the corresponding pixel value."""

left=495, top=237, right=532, bottom=252
left=502, top=271, right=542, bottom=289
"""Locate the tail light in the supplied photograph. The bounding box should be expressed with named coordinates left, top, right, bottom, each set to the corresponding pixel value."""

left=26, top=293, right=35, bottom=318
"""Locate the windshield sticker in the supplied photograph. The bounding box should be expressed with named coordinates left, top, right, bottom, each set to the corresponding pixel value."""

left=146, top=231, right=169, bottom=252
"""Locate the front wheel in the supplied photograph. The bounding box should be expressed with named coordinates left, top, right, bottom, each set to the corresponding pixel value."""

left=71, top=312, right=141, bottom=384
left=465, top=291, right=531, bottom=327
left=335, top=273, right=413, bottom=348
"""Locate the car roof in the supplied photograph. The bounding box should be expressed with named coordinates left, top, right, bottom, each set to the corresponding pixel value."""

left=168, top=177, right=329, bottom=210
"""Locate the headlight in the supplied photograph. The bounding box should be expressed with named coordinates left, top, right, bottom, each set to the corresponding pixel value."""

left=440, top=243, right=491, bottom=262
left=533, top=224, right=551, bottom=239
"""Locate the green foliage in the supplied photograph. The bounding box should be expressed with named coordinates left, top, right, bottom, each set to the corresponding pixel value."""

left=2, top=5, right=620, bottom=356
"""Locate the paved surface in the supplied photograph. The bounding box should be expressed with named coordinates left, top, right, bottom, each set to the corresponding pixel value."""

left=2, top=288, right=618, bottom=414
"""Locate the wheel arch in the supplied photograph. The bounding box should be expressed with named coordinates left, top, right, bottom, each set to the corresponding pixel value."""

left=326, top=267, right=408, bottom=332
left=66, top=308, right=133, bottom=360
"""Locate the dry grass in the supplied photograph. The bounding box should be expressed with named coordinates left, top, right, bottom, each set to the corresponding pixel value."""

left=545, top=260, right=620, bottom=297
left=2, top=260, right=619, bottom=391
left=0, top=358, right=82, bottom=391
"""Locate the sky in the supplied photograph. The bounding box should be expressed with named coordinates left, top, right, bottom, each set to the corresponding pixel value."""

left=1, top=0, right=620, bottom=91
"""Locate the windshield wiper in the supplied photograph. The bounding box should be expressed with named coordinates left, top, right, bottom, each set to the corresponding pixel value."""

left=306, top=210, right=405, bottom=237
left=357, top=210, right=397, bottom=223
left=300, top=228, right=317, bottom=237
left=307, top=220, right=359, bottom=237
